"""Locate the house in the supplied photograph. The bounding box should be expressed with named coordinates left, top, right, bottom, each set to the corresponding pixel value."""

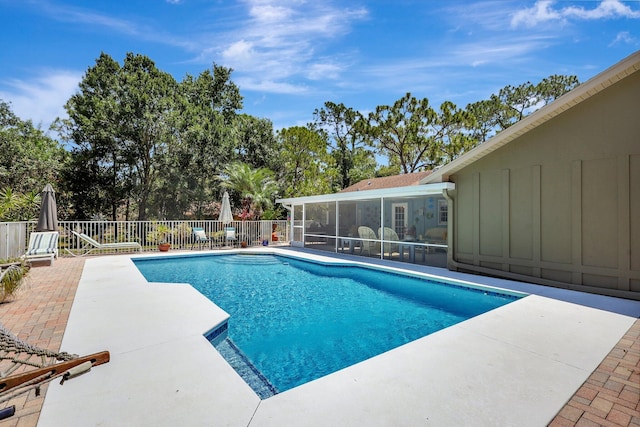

left=421, top=50, right=640, bottom=300
left=277, top=50, right=640, bottom=299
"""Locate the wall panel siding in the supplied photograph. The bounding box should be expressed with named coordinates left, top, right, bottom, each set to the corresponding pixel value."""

left=541, top=268, right=573, bottom=284
left=479, top=170, right=502, bottom=257
left=631, top=154, right=640, bottom=272
left=540, top=163, right=572, bottom=264
left=510, top=265, right=533, bottom=276
left=509, top=167, right=533, bottom=260
left=454, top=174, right=474, bottom=255
left=583, top=273, right=619, bottom=290
left=582, top=157, right=618, bottom=268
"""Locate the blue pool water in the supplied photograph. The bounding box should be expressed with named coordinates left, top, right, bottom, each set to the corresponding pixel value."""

left=134, top=254, right=521, bottom=397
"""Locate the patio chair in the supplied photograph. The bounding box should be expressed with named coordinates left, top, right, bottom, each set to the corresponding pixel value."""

left=425, top=227, right=448, bottom=253
left=224, top=227, right=237, bottom=247
left=378, top=227, right=401, bottom=258
left=357, top=226, right=380, bottom=256
left=191, top=227, right=211, bottom=250
left=23, top=231, right=59, bottom=265
left=69, top=231, right=141, bottom=256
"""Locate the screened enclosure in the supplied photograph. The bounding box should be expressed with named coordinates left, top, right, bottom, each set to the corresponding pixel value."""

left=278, top=183, right=454, bottom=267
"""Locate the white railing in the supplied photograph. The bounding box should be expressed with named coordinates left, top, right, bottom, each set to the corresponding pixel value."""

left=0, top=220, right=290, bottom=259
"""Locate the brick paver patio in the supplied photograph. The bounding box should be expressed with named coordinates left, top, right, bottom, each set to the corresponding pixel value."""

left=549, top=319, right=640, bottom=427
left=0, top=256, right=638, bottom=426
left=0, top=257, right=84, bottom=427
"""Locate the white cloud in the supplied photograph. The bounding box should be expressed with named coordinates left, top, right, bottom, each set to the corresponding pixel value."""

left=248, top=3, right=294, bottom=23
left=511, top=0, right=562, bottom=28
left=511, top=0, right=640, bottom=28
left=208, top=0, right=368, bottom=93
left=307, top=62, right=343, bottom=80
left=33, top=1, right=197, bottom=51
left=222, top=40, right=256, bottom=64
left=24, top=1, right=367, bottom=96
left=609, top=31, right=638, bottom=46
left=235, top=77, right=308, bottom=94
left=563, top=0, right=640, bottom=20
left=448, top=1, right=548, bottom=32
left=0, top=70, right=81, bottom=130
left=36, top=1, right=140, bottom=35
left=452, top=36, right=554, bottom=66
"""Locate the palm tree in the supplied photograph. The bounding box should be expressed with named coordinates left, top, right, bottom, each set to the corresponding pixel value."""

left=217, top=162, right=278, bottom=220
left=0, top=188, right=40, bottom=221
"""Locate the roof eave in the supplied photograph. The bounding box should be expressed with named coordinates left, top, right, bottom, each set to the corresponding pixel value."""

left=277, top=182, right=455, bottom=205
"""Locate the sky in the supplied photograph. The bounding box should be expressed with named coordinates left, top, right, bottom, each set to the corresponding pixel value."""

left=1, top=0, right=639, bottom=134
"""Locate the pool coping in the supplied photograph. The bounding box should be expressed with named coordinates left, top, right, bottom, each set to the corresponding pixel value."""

left=37, top=247, right=640, bottom=426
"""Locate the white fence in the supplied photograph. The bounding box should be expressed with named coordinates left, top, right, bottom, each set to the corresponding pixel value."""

left=0, top=220, right=290, bottom=259
left=0, top=222, right=30, bottom=260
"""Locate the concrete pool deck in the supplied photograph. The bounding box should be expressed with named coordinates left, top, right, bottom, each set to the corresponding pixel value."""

left=3, top=248, right=639, bottom=426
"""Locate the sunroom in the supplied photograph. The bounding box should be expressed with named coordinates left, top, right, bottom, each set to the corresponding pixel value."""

left=277, top=182, right=454, bottom=267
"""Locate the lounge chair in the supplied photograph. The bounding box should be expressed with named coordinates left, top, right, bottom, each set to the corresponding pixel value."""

left=357, top=226, right=380, bottom=256
left=224, top=227, right=237, bottom=247
left=191, top=227, right=211, bottom=250
left=70, top=231, right=141, bottom=256
left=23, top=231, right=59, bottom=265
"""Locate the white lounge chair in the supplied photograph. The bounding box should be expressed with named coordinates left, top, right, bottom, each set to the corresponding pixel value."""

left=70, top=231, right=141, bottom=256
left=224, top=227, right=237, bottom=247
left=24, top=231, right=59, bottom=265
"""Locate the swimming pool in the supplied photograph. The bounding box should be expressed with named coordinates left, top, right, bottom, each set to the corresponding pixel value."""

left=134, top=253, right=522, bottom=397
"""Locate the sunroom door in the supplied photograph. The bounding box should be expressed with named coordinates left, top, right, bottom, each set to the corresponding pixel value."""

left=391, top=203, right=408, bottom=240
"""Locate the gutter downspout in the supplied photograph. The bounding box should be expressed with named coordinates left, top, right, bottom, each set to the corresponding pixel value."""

left=442, top=189, right=460, bottom=271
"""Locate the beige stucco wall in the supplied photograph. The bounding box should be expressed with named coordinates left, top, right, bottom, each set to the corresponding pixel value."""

left=449, top=70, right=640, bottom=299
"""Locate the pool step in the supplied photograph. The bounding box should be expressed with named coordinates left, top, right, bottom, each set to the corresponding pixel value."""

left=219, top=255, right=282, bottom=266
left=213, top=338, right=279, bottom=399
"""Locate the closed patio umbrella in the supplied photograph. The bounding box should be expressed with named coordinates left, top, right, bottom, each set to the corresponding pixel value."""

left=36, top=184, right=58, bottom=232
left=218, top=191, right=233, bottom=224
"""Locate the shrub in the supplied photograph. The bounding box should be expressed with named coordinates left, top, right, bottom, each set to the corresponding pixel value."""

left=0, top=259, right=29, bottom=302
